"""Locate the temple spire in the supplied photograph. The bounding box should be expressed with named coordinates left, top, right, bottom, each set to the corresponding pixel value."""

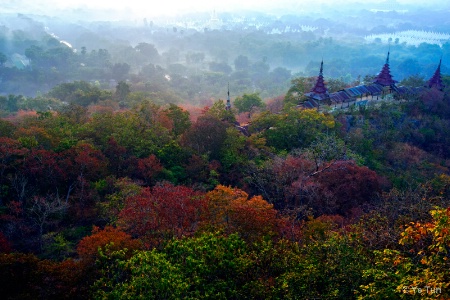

left=226, top=82, right=231, bottom=110
left=373, top=51, right=397, bottom=87
left=427, top=58, right=445, bottom=91
left=310, top=59, right=328, bottom=95
left=303, top=60, right=329, bottom=108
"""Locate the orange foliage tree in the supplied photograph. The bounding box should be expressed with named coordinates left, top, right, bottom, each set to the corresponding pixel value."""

left=76, top=225, right=141, bottom=266
left=358, top=206, right=450, bottom=299
left=204, top=185, right=279, bottom=241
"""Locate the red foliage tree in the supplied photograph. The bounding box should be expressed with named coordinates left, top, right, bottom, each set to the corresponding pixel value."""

left=136, top=154, right=163, bottom=185
left=266, top=95, right=285, bottom=114
left=249, top=155, right=316, bottom=207
left=310, top=161, right=382, bottom=215
left=0, top=253, right=88, bottom=299
left=56, top=143, right=107, bottom=222
left=104, top=136, right=129, bottom=177
left=58, top=143, right=107, bottom=202
left=251, top=155, right=382, bottom=216
left=0, top=201, right=31, bottom=249
left=0, top=232, right=12, bottom=253
left=181, top=115, right=228, bottom=160
left=24, top=149, right=64, bottom=196
left=118, top=182, right=207, bottom=247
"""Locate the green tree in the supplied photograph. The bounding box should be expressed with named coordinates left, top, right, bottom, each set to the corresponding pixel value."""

left=400, top=74, right=426, bottom=87
left=0, top=119, right=15, bottom=137
left=251, top=108, right=336, bottom=152
left=220, top=127, right=247, bottom=173
left=115, top=81, right=131, bottom=102
left=250, top=61, right=270, bottom=78
left=3, top=95, right=23, bottom=112
left=186, top=52, right=205, bottom=64
left=94, top=249, right=188, bottom=299
left=284, top=77, right=315, bottom=107
left=209, top=62, right=232, bottom=74
left=48, top=81, right=107, bottom=106
left=110, top=63, right=130, bottom=81
left=135, top=42, right=160, bottom=62
left=207, top=99, right=236, bottom=123
left=94, top=233, right=254, bottom=299
left=164, top=103, right=191, bottom=136
left=277, top=229, right=369, bottom=299
left=234, top=55, right=250, bottom=70
left=234, top=93, right=265, bottom=117
left=24, top=45, right=44, bottom=64
left=269, top=67, right=291, bottom=85
left=327, top=78, right=348, bottom=93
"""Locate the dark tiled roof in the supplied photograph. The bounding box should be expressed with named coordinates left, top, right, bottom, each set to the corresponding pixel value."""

left=305, top=92, right=330, bottom=101
left=303, top=101, right=315, bottom=108
left=344, top=87, right=361, bottom=97
left=354, top=85, right=371, bottom=94
left=330, top=91, right=350, bottom=102
left=365, top=84, right=384, bottom=94
left=310, top=60, right=328, bottom=95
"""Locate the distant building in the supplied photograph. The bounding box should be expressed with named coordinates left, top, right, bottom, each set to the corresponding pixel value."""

left=303, top=52, right=445, bottom=109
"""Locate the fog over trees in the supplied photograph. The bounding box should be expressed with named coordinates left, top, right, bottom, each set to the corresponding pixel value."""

left=1, top=1, right=449, bottom=101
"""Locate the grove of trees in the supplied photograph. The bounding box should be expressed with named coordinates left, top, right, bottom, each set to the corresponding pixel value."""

left=1, top=8, right=450, bottom=299
left=1, top=72, right=450, bottom=298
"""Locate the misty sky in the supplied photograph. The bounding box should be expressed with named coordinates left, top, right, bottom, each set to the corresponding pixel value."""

left=3, top=0, right=448, bottom=19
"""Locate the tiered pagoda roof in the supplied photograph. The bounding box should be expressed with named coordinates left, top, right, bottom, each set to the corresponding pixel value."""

left=427, top=59, right=445, bottom=91
left=305, top=60, right=329, bottom=101
left=311, top=60, right=328, bottom=94
left=373, top=51, right=398, bottom=87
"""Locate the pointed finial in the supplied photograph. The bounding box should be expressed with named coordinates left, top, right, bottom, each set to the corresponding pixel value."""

left=386, top=51, right=390, bottom=65
left=436, top=57, right=442, bottom=74
left=319, top=60, right=324, bottom=75
left=226, top=82, right=231, bottom=110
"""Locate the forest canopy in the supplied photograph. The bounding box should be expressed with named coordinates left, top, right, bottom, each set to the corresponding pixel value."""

left=1, top=5, right=450, bottom=299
